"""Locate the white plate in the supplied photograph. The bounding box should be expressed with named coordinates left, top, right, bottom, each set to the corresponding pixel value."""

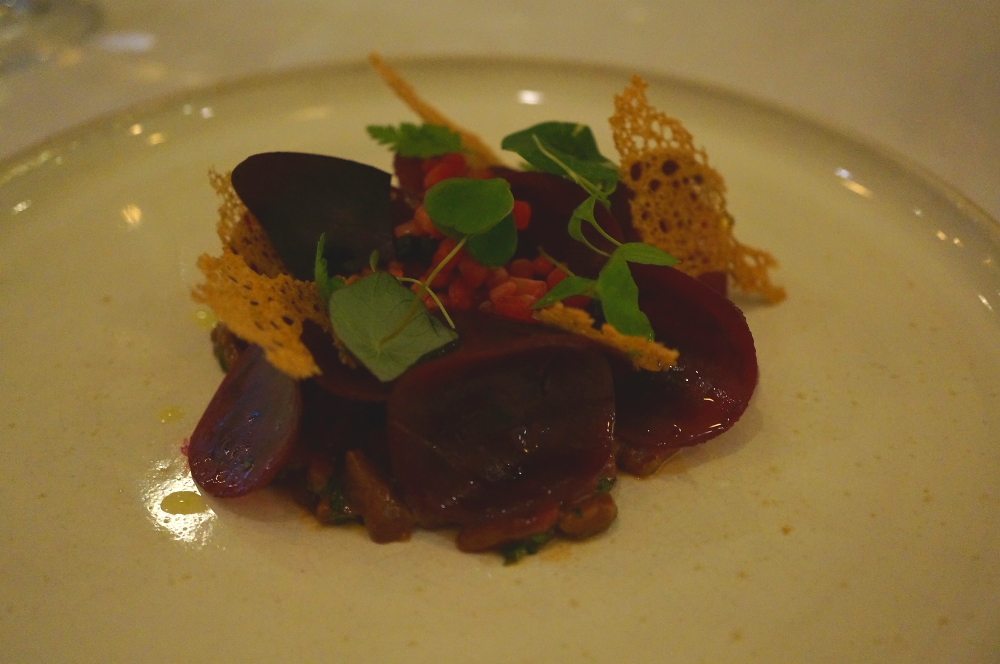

left=2, top=58, right=998, bottom=663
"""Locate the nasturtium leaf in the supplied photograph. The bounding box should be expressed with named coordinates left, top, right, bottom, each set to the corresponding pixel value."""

left=424, top=178, right=514, bottom=237
left=366, top=123, right=463, bottom=158
left=328, top=272, right=457, bottom=382
left=596, top=256, right=654, bottom=339
left=533, top=275, right=597, bottom=309
left=612, top=242, right=678, bottom=267
left=314, top=234, right=346, bottom=308
left=467, top=215, right=518, bottom=267
left=501, top=122, right=619, bottom=197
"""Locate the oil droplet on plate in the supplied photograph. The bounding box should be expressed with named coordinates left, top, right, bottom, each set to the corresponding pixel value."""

left=160, top=490, right=207, bottom=515
left=193, top=308, right=217, bottom=329
left=158, top=406, right=183, bottom=423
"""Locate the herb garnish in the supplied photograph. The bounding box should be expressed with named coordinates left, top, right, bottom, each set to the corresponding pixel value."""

left=423, top=177, right=517, bottom=267
left=336, top=119, right=676, bottom=379
left=500, top=531, right=555, bottom=565
left=366, top=123, right=463, bottom=158
left=326, top=271, right=457, bottom=382
left=315, top=176, right=517, bottom=382
left=314, top=233, right=346, bottom=305
left=502, top=122, right=677, bottom=339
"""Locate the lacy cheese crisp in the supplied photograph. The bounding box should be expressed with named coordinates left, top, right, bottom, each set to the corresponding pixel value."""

left=192, top=171, right=329, bottom=378
left=610, top=75, right=785, bottom=302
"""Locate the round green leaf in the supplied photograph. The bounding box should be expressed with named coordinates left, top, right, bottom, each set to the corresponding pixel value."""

left=466, top=216, right=518, bottom=267
left=424, top=177, right=514, bottom=236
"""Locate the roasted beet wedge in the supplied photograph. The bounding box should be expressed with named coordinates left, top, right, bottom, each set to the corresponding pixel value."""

left=613, top=264, right=758, bottom=475
left=189, top=345, right=303, bottom=497
left=387, top=313, right=616, bottom=533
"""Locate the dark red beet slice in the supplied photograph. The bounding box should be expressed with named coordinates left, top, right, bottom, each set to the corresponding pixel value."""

left=300, top=320, right=389, bottom=403
left=189, top=345, right=303, bottom=497
left=387, top=313, right=615, bottom=530
left=614, top=264, right=758, bottom=475
left=392, top=154, right=425, bottom=199
left=231, top=152, right=394, bottom=279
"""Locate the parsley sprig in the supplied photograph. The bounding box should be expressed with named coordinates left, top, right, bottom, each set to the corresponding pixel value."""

left=366, top=123, right=463, bottom=158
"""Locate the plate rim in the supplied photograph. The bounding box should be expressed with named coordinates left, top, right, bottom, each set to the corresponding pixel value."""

left=2, top=54, right=997, bottom=234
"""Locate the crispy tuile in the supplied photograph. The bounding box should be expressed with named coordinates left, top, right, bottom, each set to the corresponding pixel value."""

left=535, top=303, right=678, bottom=372
left=193, top=172, right=330, bottom=378
left=610, top=75, right=785, bottom=302
left=207, top=169, right=286, bottom=278
left=368, top=52, right=503, bottom=169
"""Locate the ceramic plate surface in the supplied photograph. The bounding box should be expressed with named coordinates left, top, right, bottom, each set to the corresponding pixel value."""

left=2, top=59, right=998, bottom=663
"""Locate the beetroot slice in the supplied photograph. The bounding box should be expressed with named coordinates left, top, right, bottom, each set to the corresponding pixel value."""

left=189, top=345, right=303, bottom=497
left=300, top=320, right=389, bottom=403
left=387, top=313, right=616, bottom=529
left=614, top=264, right=758, bottom=475
left=231, top=152, right=394, bottom=280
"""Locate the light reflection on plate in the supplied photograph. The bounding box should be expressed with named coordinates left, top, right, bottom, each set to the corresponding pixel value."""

left=143, top=456, right=216, bottom=546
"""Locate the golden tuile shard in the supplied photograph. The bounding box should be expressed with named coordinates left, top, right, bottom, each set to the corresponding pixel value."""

left=610, top=75, right=785, bottom=302
left=368, top=52, right=503, bottom=169
left=192, top=172, right=329, bottom=378
left=535, top=303, right=678, bottom=372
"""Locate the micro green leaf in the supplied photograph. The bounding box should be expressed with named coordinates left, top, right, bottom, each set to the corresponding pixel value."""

left=314, top=233, right=346, bottom=307
left=533, top=275, right=596, bottom=309
left=423, top=177, right=514, bottom=237
left=365, top=123, right=463, bottom=158
left=612, top=242, right=678, bottom=267
left=328, top=272, right=457, bottom=382
left=466, top=215, right=518, bottom=267
left=568, top=194, right=619, bottom=256
left=596, top=256, right=654, bottom=339
left=501, top=122, right=619, bottom=198
left=500, top=531, right=554, bottom=565
left=567, top=196, right=596, bottom=245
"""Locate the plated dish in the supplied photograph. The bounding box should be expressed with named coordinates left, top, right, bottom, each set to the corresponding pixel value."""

left=187, top=58, right=783, bottom=560
left=2, top=59, right=997, bottom=662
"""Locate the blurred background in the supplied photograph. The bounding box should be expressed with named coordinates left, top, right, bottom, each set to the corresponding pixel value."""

left=1, top=0, right=997, bottom=218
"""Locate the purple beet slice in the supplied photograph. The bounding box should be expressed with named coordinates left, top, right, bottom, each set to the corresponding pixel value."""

left=189, top=345, right=303, bottom=497
left=613, top=264, right=758, bottom=475
left=231, top=152, right=394, bottom=279
left=387, top=314, right=616, bottom=530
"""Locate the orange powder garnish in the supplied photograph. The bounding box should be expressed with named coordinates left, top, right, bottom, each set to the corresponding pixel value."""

left=609, top=76, right=785, bottom=302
